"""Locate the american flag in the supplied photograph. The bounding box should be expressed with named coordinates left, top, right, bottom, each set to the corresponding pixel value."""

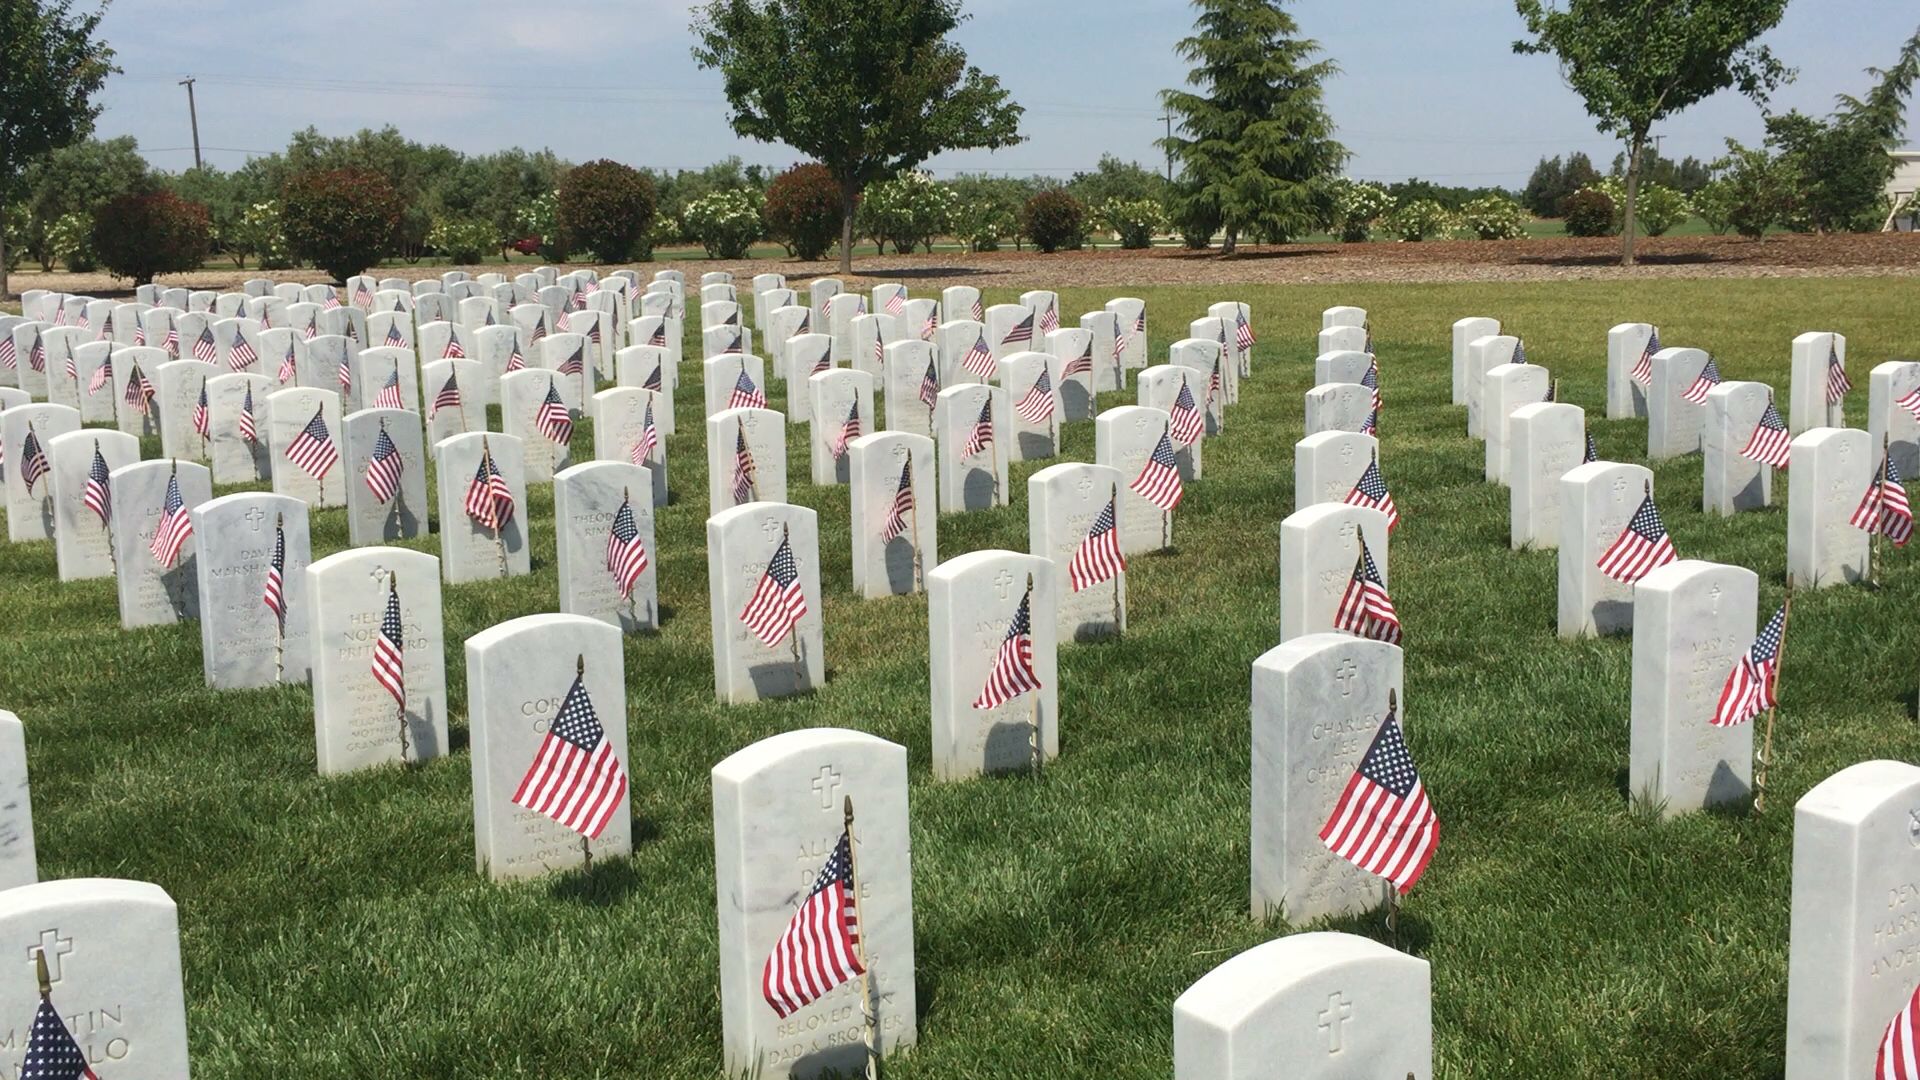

left=372, top=578, right=405, bottom=706
left=337, top=356, right=353, bottom=395
left=0, top=333, right=14, bottom=370
left=1680, top=355, right=1723, bottom=406
left=162, top=320, right=179, bottom=357
left=741, top=530, right=807, bottom=647
left=1169, top=379, right=1204, bottom=446
left=605, top=494, right=649, bottom=600
left=1319, top=698, right=1437, bottom=894
left=535, top=380, right=573, bottom=445
left=647, top=322, right=668, bottom=348
left=1543, top=379, right=1558, bottom=403
left=1877, top=980, right=1920, bottom=1080
left=830, top=400, right=862, bottom=458
left=125, top=363, right=155, bottom=414
left=149, top=469, right=194, bottom=568
left=1015, top=370, right=1056, bottom=425
left=1584, top=432, right=1599, bottom=464
left=1002, top=311, right=1035, bottom=348
left=631, top=400, right=660, bottom=465
left=762, top=828, right=865, bottom=1020
left=1334, top=535, right=1402, bottom=643
left=1069, top=494, right=1125, bottom=591
left=506, top=343, right=527, bottom=373
left=796, top=312, right=812, bottom=336
left=1130, top=429, right=1184, bottom=512
left=880, top=458, right=915, bottom=543
left=1345, top=456, right=1400, bottom=532
left=1597, top=490, right=1678, bottom=583
left=97, top=310, right=113, bottom=342
left=21, top=985, right=99, bottom=1080
left=971, top=297, right=985, bottom=322
left=1039, top=300, right=1058, bottom=335
left=1709, top=602, right=1787, bottom=728
left=285, top=406, right=340, bottom=481
left=1135, top=305, right=1146, bottom=334
left=725, top=332, right=746, bottom=356
left=530, top=316, right=548, bottom=343
left=227, top=327, right=257, bottom=371
left=973, top=585, right=1042, bottom=709
left=88, top=351, right=112, bottom=394
left=302, top=316, right=319, bottom=342
left=643, top=363, right=663, bottom=392
left=728, top=367, right=766, bottom=410
left=432, top=370, right=462, bottom=418
left=239, top=384, right=258, bottom=444
left=63, top=347, right=76, bottom=385
left=277, top=339, right=298, bottom=385
left=960, top=396, right=995, bottom=460
left=372, top=368, right=405, bottom=410
left=383, top=323, right=406, bottom=351
left=1629, top=327, right=1661, bottom=387
left=558, top=344, right=585, bottom=376
left=810, top=343, right=833, bottom=377
left=1235, top=309, right=1256, bottom=351
left=354, top=281, right=373, bottom=308
left=365, top=424, right=404, bottom=504
left=323, top=292, right=342, bottom=312
left=1898, top=385, right=1920, bottom=424
left=731, top=424, right=758, bottom=504
left=918, top=358, right=940, bottom=411
left=262, top=515, right=286, bottom=625
left=1361, top=358, right=1382, bottom=412
left=1852, top=452, right=1914, bottom=546
left=1063, top=339, right=1094, bottom=378
left=920, top=308, right=938, bottom=341
left=961, top=333, right=995, bottom=379
left=1826, top=339, right=1851, bottom=406
left=442, top=336, right=466, bottom=359
left=1740, top=397, right=1792, bottom=469
left=192, top=326, right=218, bottom=361
left=18, top=430, right=47, bottom=494
left=26, top=332, right=45, bottom=373
left=464, top=444, right=515, bottom=528
left=392, top=298, right=407, bottom=314
left=510, top=667, right=628, bottom=838
left=1112, top=324, right=1128, bottom=362
left=52, top=306, right=65, bottom=326
left=82, top=443, right=111, bottom=525
left=885, top=289, right=906, bottom=316
left=134, top=322, right=147, bottom=346
left=192, top=382, right=211, bottom=439
left=1512, top=339, right=1528, bottom=365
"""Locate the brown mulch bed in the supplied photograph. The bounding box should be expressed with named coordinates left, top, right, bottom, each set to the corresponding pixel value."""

left=7, top=231, right=1916, bottom=301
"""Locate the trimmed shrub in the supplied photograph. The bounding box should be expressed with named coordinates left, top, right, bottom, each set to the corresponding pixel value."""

left=429, top=216, right=497, bottom=264
left=1021, top=190, right=1086, bottom=253
left=1633, top=183, right=1692, bottom=236
left=90, top=191, right=211, bottom=284
left=49, top=212, right=96, bottom=272
left=1383, top=199, right=1453, bottom=242
left=1459, top=195, right=1528, bottom=240
left=280, top=168, right=403, bottom=283
left=556, top=159, right=657, bottom=263
left=763, top=163, right=844, bottom=261
left=1099, top=198, right=1166, bottom=249
left=1332, top=179, right=1395, bottom=242
left=514, top=191, right=563, bottom=261
left=860, top=171, right=956, bottom=254
left=1561, top=189, right=1618, bottom=237
left=681, top=188, right=763, bottom=259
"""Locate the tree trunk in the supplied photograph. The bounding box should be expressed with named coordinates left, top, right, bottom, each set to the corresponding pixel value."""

left=1621, top=131, right=1646, bottom=267
left=838, top=181, right=858, bottom=277
left=1221, top=228, right=1238, bottom=257
left=0, top=192, right=9, bottom=301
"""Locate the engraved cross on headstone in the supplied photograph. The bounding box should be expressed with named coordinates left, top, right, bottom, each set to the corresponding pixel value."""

left=993, top=569, right=1014, bottom=600
left=811, top=765, right=842, bottom=811
left=1318, top=991, right=1353, bottom=1054
left=32, top=929, right=72, bottom=984
left=760, top=517, right=783, bottom=542
left=243, top=506, right=267, bottom=532
left=1334, top=659, right=1359, bottom=697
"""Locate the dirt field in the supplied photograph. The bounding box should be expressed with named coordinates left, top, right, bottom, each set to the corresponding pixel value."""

left=8, top=230, right=1916, bottom=300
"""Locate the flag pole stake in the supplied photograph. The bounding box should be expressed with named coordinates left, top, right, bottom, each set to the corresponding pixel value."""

left=1755, top=583, right=1795, bottom=813
left=1026, top=574, right=1042, bottom=778
left=842, top=796, right=880, bottom=1080
left=390, top=571, right=410, bottom=764
left=907, top=450, right=923, bottom=594
left=273, top=512, right=286, bottom=683
left=1110, top=482, right=1125, bottom=636
left=34, top=948, right=50, bottom=998
left=577, top=653, right=592, bottom=869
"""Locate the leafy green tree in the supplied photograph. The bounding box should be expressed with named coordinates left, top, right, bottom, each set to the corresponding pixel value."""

left=90, top=190, right=210, bottom=284
left=21, top=136, right=150, bottom=267
left=1608, top=149, right=1712, bottom=192
left=1513, top=0, right=1790, bottom=265
left=1522, top=151, right=1602, bottom=215
left=0, top=0, right=116, bottom=296
left=1066, top=155, right=1168, bottom=212
left=1159, top=0, right=1346, bottom=254
left=1709, top=139, right=1787, bottom=239
left=693, top=0, right=1024, bottom=274
left=1761, top=23, right=1920, bottom=233
left=280, top=168, right=403, bottom=282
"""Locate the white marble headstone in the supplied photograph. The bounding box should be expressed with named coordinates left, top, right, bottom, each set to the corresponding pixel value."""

left=554, top=461, right=658, bottom=633
left=996, top=351, right=1059, bottom=462
left=1790, top=331, right=1847, bottom=434
left=342, top=408, right=429, bottom=545
left=1483, top=362, right=1552, bottom=484
left=1870, top=361, right=1920, bottom=483
left=847, top=432, right=937, bottom=599
left=191, top=493, right=313, bottom=688
left=1028, top=462, right=1127, bottom=641
left=45, top=429, right=138, bottom=581
left=808, top=369, right=875, bottom=485
left=881, top=341, right=938, bottom=440
left=1094, top=405, right=1175, bottom=555
left=1279, top=504, right=1392, bottom=643
left=1508, top=402, right=1585, bottom=550
left=591, top=386, right=670, bottom=508
left=705, top=407, right=787, bottom=516
left=4, top=404, right=80, bottom=541
left=1607, top=322, right=1656, bottom=419
left=433, top=433, right=531, bottom=584
left=1303, top=382, right=1371, bottom=437
left=306, top=546, right=447, bottom=775
left=1629, top=559, right=1756, bottom=816
left=1787, top=427, right=1871, bottom=589
left=110, top=459, right=209, bottom=628
left=1648, top=347, right=1712, bottom=460
left=1703, top=381, right=1776, bottom=516
left=0, top=712, right=34, bottom=890
left=706, top=503, right=825, bottom=704
left=1557, top=461, right=1655, bottom=637
left=928, top=550, right=1059, bottom=780
left=265, top=387, right=347, bottom=507
left=1295, top=431, right=1378, bottom=513
left=500, top=369, right=577, bottom=483
left=934, top=383, right=1008, bottom=512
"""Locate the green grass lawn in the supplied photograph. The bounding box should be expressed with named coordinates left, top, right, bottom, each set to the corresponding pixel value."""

left=0, top=277, right=1916, bottom=1077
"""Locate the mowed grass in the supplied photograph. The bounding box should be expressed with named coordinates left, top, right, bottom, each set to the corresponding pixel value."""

left=0, top=276, right=1917, bottom=1078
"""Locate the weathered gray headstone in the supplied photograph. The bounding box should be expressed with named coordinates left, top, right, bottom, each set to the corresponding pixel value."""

left=848, top=432, right=937, bottom=599
left=928, top=549, right=1058, bottom=780
left=110, top=459, right=209, bottom=629
left=1294, top=431, right=1378, bottom=512
left=554, top=461, right=658, bottom=633
left=45, top=429, right=138, bottom=581
left=1557, top=462, right=1655, bottom=638
left=1028, top=462, right=1127, bottom=641
left=1278, top=504, right=1392, bottom=643
left=191, top=493, right=313, bottom=688
left=1509, top=402, right=1585, bottom=550
left=934, top=383, right=1008, bottom=512
left=706, top=407, right=787, bottom=515
left=306, top=546, right=447, bottom=775
left=1788, top=426, right=1872, bottom=589
left=706, top=502, right=825, bottom=703
left=1628, top=559, right=1755, bottom=817
left=434, top=432, right=531, bottom=584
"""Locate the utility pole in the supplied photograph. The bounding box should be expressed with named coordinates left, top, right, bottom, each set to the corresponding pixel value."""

left=178, top=77, right=202, bottom=170
left=1162, top=110, right=1174, bottom=183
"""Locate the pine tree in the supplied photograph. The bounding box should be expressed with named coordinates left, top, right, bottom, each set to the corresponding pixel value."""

left=1159, top=0, right=1346, bottom=254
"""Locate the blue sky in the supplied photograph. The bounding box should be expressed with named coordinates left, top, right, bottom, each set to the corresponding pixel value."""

left=93, top=0, right=1920, bottom=188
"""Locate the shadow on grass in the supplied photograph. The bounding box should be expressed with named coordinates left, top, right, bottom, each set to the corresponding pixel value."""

left=548, top=854, right=644, bottom=906
left=1517, top=252, right=1723, bottom=268
left=850, top=265, right=997, bottom=281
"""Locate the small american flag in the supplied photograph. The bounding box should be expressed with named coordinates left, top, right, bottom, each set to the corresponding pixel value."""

left=88, top=351, right=112, bottom=395
left=1680, top=355, right=1723, bottom=406
left=880, top=459, right=915, bottom=543
left=1345, top=456, right=1400, bottom=532
left=365, top=424, right=404, bottom=504
left=432, top=370, right=462, bottom=418
left=1134, top=305, right=1146, bottom=334
left=192, top=326, right=218, bottom=362
left=530, top=317, right=547, bottom=343
left=643, top=363, right=663, bottom=392
left=442, top=336, right=466, bottom=359
left=920, top=309, right=938, bottom=341
left=830, top=399, right=862, bottom=458
left=285, top=406, right=340, bottom=481
left=262, top=515, right=286, bottom=624
left=464, top=444, right=515, bottom=529
left=17, top=430, right=47, bottom=494
left=506, top=343, right=527, bottom=373
left=511, top=667, right=628, bottom=838
left=1852, top=453, right=1914, bottom=546
left=1597, top=490, right=1678, bottom=583
left=119, top=364, right=150, bottom=415
left=741, top=530, right=807, bottom=647
left=1362, top=358, right=1381, bottom=412
left=1039, top=300, right=1058, bottom=335
left=1169, top=378, right=1204, bottom=446
left=810, top=343, right=832, bottom=377
left=63, top=348, right=76, bottom=385
left=1208, top=356, right=1224, bottom=406
left=372, top=368, right=405, bottom=410
left=372, top=578, right=405, bottom=706
left=239, top=384, right=258, bottom=444
left=971, top=297, right=985, bottom=322
left=227, top=327, right=257, bottom=371
left=277, top=340, right=298, bottom=385
left=631, top=400, right=660, bottom=465
left=885, top=289, right=906, bottom=316
left=52, top=306, right=65, bottom=326
left=1015, top=370, right=1056, bottom=425
left=83, top=443, right=111, bottom=526
left=1709, top=602, right=1787, bottom=728
left=1112, top=325, right=1129, bottom=362
left=337, top=356, right=353, bottom=395
left=0, top=333, right=14, bottom=370
left=960, top=396, right=995, bottom=460
left=1629, top=327, right=1661, bottom=387
left=1898, top=385, right=1920, bottom=424
left=973, top=585, right=1042, bottom=710
left=535, top=380, right=573, bottom=445
left=383, top=323, right=406, bottom=350
left=303, top=316, right=318, bottom=342
left=192, top=382, right=211, bottom=439
left=1360, top=408, right=1379, bottom=436
left=98, top=310, right=113, bottom=342
left=149, top=469, right=194, bottom=568
left=323, top=292, right=342, bottom=311
left=725, top=332, right=746, bottom=356
left=1063, top=339, right=1094, bottom=378
left=1069, top=494, right=1125, bottom=591
left=1512, top=338, right=1528, bottom=365
left=1584, top=432, right=1599, bottom=464
left=163, top=320, right=179, bottom=357
left=1235, top=309, right=1255, bottom=351
left=1130, top=429, right=1184, bottom=512
left=762, top=829, right=865, bottom=1019
left=732, top=424, right=758, bottom=504
left=605, top=494, right=649, bottom=600
left=962, top=334, right=995, bottom=380
left=1877, top=980, right=1920, bottom=1079
left=392, top=298, right=407, bottom=314
left=1002, top=311, right=1035, bottom=347
left=354, top=282, right=373, bottom=308
left=728, top=367, right=766, bottom=410
left=917, top=358, right=940, bottom=411
left=1334, top=535, right=1401, bottom=643
left=21, top=982, right=99, bottom=1080
left=133, top=324, right=145, bottom=346
left=1319, top=698, right=1437, bottom=894
left=1825, top=339, right=1851, bottom=406
left=647, top=322, right=668, bottom=347
left=796, top=312, right=813, bottom=336
left=26, top=332, right=45, bottom=373
left=558, top=344, right=585, bottom=376
left=1740, top=397, right=1792, bottom=469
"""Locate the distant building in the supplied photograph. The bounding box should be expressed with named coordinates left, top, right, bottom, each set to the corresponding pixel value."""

left=1891, top=149, right=1919, bottom=231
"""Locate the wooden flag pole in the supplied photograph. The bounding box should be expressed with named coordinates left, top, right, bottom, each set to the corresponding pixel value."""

left=1384, top=689, right=1402, bottom=944
left=482, top=437, right=507, bottom=578
left=906, top=449, right=923, bottom=594
left=744, top=418, right=760, bottom=502
left=578, top=654, right=593, bottom=870
left=1162, top=422, right=1173, bottom=551
left=1111, top=482, right=1124, bottom=635
left=786, top=523, right=802, bottom=666
left=34, top=947, right=51, bottom=999
left=1755, top=581, right=1795, bottom=813
left=1025, top=574, right=1042, bottom=778
left=842, top=795, right=880, bottom=1080
left=621, top=487, right=639, bottom=626
left=391, top=571, right=410, bottom=763
left=273, top=512, right=286, bottom=684
left=97, top=439, right=119, bottom=575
